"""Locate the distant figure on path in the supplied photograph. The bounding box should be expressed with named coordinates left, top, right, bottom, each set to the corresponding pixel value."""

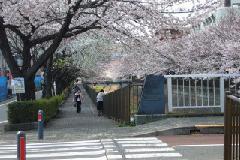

left=73, top=81, right=81, bottom=94
left=96, top=89, right=105, bottom=116
left=74, top=90, right=83, bottom=113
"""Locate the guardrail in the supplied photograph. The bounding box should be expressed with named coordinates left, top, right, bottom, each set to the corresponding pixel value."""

left=224, top=95, right=240, bottom=160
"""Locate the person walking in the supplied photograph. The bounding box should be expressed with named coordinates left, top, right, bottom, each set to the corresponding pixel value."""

left=73, top=82, right=81, bottom=94
left=74, top=90, right=83, bottom=113
left=96, top=89, right=105, bottom=116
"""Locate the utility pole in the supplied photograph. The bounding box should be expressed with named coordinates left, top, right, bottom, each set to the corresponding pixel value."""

left=224, top=0, right=231, bottom=7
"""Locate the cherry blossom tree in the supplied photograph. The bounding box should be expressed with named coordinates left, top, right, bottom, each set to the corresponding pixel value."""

left=66, top=33, right=114, bottom=75
left=114, top=10, right=240, bottom=78
left=0, top=0, right=157, bottom=100
left=0, top=0, right=223, bottom=99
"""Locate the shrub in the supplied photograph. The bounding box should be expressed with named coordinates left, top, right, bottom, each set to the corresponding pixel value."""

left=8, top=95, right=64, bottom=124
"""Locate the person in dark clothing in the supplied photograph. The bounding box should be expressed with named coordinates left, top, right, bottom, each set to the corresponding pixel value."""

left=74, top=90, right=83, bottom=113
left=73, top=85, right=80, bottom=93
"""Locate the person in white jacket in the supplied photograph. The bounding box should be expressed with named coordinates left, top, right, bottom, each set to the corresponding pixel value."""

left=96, top=89, right=105, bottom=116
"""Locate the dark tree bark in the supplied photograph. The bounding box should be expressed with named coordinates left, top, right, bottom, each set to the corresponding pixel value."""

left=42, top=55, right=54, bottom=98
left=22, top=75, right=36, bottom=100
left=224, top=0, right=231, bottom=7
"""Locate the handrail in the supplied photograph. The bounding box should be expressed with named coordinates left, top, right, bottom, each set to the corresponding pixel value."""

left=227, top=95, right=240, bottom=103
left=164, top=73, right=240, bottom=78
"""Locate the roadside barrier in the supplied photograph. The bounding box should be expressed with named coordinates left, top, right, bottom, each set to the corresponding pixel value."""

left=38, top=110, right=44, bottom=140
left=17, top=131, right=26, bottom=160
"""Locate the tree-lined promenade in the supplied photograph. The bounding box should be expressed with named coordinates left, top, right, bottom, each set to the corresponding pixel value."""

left=0, top=0, right=238, bottom=100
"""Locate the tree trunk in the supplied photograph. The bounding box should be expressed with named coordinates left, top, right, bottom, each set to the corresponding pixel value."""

left=56, top=80, right=63, bottom=95
left=42, top=55, right=53, bottom=98
left=224, top=0, right=231, bottom=7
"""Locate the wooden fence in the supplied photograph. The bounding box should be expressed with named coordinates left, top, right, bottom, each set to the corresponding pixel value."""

left=225, top=95, right=240, bottom=160
left=84, top=83, right=143, bottom=123
left=104, top=86, right=131, bottom=122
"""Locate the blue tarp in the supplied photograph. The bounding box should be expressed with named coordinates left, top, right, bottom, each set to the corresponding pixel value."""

left=138, top=75, right=165, bottom=114
left=34, top=75, right=43, bottom=91
left=0, top=76, right=8, bottom=101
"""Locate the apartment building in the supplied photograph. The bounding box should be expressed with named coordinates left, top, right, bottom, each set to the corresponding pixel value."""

left=192, top=0, right=240, bottom=31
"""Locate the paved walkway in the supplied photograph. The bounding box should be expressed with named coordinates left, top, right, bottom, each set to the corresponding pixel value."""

left=0, top=85, right=224, bottom=144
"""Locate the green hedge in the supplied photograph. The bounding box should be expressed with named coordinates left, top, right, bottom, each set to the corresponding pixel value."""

left=8, top=95, right=64, bottom=124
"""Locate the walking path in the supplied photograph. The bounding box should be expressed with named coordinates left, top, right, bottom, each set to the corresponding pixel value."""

left=0, top=85, right=224, bottom=144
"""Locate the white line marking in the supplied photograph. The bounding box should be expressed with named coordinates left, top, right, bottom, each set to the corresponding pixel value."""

left=107, top=154, right=122, bottom=159
left=53, top=157, right=107, bottom=160
left=125, top=152, right=182, bottom=159
left=27, top=140, right=101, bottom=145
left=0, top=151, right=16, bottom=154
left=125, top=147, right=175, bottom=153
left=0, top=100, right=16, bottom=107
left=115, top=137, right=158, bottom=141
left=177, top=144, right=224, bottom=147
left=0, top=120, right=8, bottom=124
left=102, top=145, right=116, bottom=148
left=121, top=143, right=168, bottom=147
left=0, top=150, right=106, bottom=159
left=0, top=143, right=102, bottom=149
left=101, top=139, right=113, bottom=142
left=0, top=146, right=104, bottom=153
left=102, top=142, right=114, bottom=145
left=117, top=140, right=162, bottom=144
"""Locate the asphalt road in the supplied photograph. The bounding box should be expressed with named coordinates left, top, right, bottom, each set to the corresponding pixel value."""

left=158, top=134, right=224, bottom=160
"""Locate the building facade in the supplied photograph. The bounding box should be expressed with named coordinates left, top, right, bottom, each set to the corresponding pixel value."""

left=192, top=0, right=240, bottom=31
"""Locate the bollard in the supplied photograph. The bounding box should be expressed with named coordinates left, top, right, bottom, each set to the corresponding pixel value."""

left=17, top=131, right=26, bottom=160
left=38, top=110, right=44, bottom=140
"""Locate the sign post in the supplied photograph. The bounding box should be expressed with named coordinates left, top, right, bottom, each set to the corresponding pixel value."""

left=13, top=77, right=25, bottom=101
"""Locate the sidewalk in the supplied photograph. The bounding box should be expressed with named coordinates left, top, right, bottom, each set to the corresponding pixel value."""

left=0, top=85, right=224, bottom=144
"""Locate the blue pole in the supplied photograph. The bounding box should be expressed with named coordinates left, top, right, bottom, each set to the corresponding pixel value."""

left=17, top=131, right=26, bottom=160
left=38, top=110, right=44, bottom=140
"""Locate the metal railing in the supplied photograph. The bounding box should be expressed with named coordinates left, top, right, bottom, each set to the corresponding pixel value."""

left=84, top=83, right=143, bottom=123
left=165, top=74, right=240, bottom=113
left=224, top=95, right=240, bottom=160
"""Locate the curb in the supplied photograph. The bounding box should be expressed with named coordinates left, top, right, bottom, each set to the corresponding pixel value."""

left=134, top=124, right=224, bottom=137
left=134, top=114, right=224, bottom=125
left=4, top=122, right=38, bottom=131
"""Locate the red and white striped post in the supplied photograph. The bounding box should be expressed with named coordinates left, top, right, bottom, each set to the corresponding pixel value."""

left=17, top=131, right=26, bottom=160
